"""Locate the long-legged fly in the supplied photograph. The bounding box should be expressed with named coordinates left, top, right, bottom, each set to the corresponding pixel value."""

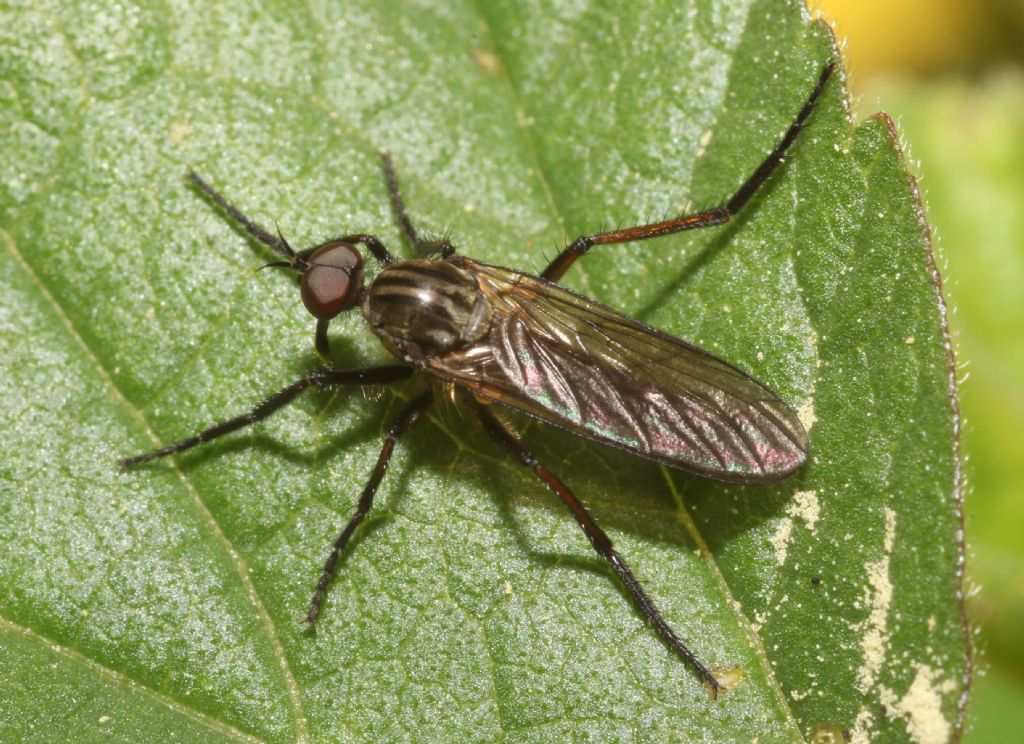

left=122, top=62, right=834, bottom=696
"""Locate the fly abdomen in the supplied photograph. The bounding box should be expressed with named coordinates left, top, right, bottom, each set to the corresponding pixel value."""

left=364, top=259, right=492, bottom=364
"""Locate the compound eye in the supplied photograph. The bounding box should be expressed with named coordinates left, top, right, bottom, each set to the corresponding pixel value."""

left=300, top=242, right=364, bottom=320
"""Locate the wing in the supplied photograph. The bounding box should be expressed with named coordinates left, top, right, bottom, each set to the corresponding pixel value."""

left=426, top=258, right=809, bottom=483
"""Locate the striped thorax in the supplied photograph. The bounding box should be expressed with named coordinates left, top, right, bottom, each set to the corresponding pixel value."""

left=364, top=258, right=493, bottom=364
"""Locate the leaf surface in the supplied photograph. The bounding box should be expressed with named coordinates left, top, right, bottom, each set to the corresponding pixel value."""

left=0, top=1, right=968, bottom=741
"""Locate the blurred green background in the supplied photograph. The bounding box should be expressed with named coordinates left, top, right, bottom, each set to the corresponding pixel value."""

left=819, top=1, right=1024, bottom=740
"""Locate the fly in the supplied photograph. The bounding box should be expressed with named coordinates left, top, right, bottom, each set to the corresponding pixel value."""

left=122, top=62, right=834, bottom=696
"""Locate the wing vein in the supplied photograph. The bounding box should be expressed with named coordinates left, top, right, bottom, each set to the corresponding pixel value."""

left=425, top=259, right=808, bottom=482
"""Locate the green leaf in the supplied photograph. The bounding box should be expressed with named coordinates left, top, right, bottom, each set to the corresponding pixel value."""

left=863, top=72, right=1024, bottom=743
left=0, top=1, right=968, bottom=741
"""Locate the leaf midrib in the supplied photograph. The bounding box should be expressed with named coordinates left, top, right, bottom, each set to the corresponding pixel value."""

left=0, top=225, right=303, bottom=741
left=0, top=614, right=262, bottom=743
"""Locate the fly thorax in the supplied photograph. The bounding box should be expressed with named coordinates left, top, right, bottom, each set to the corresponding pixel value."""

left=363, top=259, right=492, bottom=364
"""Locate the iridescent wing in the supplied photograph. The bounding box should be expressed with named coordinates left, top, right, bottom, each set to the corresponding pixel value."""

left=426, top=257, right=809, bottom=484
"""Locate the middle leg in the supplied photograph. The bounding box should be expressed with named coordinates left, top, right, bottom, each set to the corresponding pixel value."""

left=306, top=388, right=434, bottom=625
left=120, top=365, right=414, bottom=467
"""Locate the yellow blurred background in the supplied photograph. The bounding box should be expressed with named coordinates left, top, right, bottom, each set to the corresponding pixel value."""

left=817, top=2, right=1024, bottom=741
left=818, top=0, right=1022, bottom=77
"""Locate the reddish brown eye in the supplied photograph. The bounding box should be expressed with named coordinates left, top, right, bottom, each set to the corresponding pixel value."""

left=300, top=242, right=364, bottom=320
